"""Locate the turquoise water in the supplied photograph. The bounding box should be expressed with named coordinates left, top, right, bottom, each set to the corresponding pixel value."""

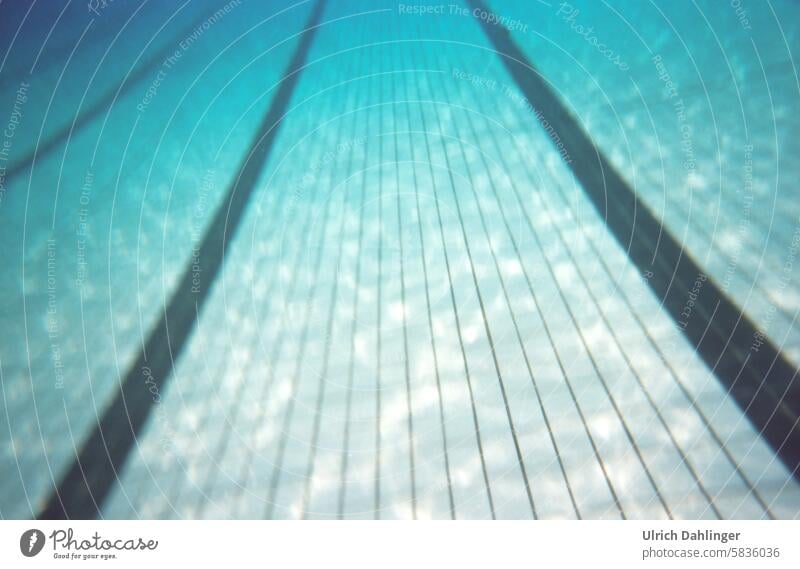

left=1, top=0, right=799, bottom=519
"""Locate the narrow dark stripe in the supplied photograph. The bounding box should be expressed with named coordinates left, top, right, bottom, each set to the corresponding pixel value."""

left=468, top=0, right=800, bottom=479
left=38, top=0, right=327, bottom=520
left=4, top=2, right=229, bottom=185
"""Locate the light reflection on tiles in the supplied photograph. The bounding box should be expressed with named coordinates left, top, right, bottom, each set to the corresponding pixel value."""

left=1, top=0, right=798, bottom=520
left=99, top=2, right=800, bottom=519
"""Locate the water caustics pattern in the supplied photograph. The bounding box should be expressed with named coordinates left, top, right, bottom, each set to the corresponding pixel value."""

left=0, top=0, right=799, bottom=520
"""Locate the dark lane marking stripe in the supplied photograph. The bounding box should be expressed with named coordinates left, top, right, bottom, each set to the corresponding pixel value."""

left=4, top=2, right=236, bottom=186
left=38, top=0, right=327, bottom=520
left=468, top=0, right=800, bottom=480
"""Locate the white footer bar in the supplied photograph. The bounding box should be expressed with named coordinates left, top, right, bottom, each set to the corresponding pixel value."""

left=1, top=520, right=798, bottom=568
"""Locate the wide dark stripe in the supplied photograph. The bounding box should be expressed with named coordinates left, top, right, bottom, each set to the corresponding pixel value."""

left=467, top=0, right=800, bottom=479
left=38, top=0, right=327, bottom=520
